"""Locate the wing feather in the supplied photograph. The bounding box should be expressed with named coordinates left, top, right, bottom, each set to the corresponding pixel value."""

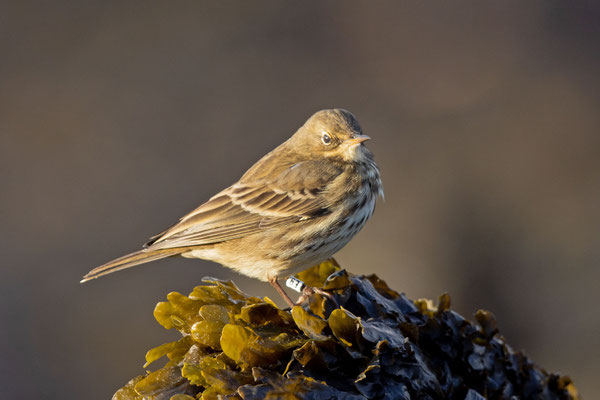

left=146, top=160, right=342, bottom=249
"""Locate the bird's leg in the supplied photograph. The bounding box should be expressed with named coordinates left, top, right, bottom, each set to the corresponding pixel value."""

left=268, top=276, right=295, bottom=308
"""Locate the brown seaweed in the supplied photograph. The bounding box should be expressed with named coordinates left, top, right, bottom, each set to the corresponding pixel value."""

left=112, top=260, right=579, bottom=400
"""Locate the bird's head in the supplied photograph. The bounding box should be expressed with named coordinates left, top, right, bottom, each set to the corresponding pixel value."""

left=291, top=109, right=372, bottom=163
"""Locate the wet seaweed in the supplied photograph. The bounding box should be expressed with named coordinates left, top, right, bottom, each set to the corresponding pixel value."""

left=112, top=260, right=579, bottom=400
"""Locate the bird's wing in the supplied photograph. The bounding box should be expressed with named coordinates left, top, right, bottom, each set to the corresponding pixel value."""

left=146, top=160, right=342, bottom=249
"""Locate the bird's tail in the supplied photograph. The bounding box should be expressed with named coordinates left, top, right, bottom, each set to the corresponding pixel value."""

left=81, top=248, right=184, bottom=283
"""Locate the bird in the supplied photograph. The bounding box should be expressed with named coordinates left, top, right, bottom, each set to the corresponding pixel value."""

left=81, top=108, right=383, bottom=307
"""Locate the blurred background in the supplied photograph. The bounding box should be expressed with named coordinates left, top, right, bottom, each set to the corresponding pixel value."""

left=1, top=1, right=599, bottom=398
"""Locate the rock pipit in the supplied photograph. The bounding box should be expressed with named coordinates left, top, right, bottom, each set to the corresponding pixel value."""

left=82, top=109, right=383, bottom=306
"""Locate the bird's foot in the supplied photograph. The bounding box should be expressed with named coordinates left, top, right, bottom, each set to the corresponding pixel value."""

left=284, top=275, right=338, bottom=307
left=296, top=286, right=338, bottom=307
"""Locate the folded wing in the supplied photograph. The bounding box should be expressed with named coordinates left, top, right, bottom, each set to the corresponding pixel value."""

left=146, top=159, right=342, bottom=249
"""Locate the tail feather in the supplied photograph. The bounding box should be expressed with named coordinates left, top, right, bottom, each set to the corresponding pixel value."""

left=81, top=248, right=184, bottom=282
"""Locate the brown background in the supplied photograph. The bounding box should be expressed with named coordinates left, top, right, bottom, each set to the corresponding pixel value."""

left=1, top=2, right=599, bottom=398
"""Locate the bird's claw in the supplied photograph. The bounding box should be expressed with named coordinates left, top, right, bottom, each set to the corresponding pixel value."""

left=296, top=286, right=338, bottom=307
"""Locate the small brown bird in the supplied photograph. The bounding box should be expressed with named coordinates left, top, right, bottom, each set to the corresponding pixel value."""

left=82, top=109, right=383, bottom=306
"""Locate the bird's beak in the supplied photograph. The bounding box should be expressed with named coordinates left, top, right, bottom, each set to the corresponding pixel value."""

left=347, top=134, right=370, bottom=146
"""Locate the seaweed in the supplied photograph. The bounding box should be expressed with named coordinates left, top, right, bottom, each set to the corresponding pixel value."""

left=112, top=260, right=579, bottom=400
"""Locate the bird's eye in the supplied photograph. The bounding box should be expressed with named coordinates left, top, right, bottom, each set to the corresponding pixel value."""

left=321, top=132, right=332, bottom=145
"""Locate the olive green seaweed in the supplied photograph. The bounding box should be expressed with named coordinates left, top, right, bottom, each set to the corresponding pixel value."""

left=112, top=260, right=579, bottom=400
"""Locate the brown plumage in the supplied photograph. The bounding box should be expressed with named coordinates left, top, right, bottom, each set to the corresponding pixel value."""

left=82, top=109, right=383, bottom=306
